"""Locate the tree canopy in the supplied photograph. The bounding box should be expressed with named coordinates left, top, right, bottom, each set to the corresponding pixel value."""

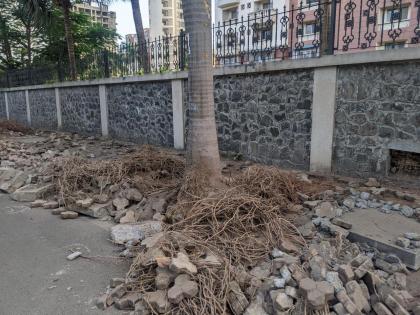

left=0, top=0, right=119, bottom=72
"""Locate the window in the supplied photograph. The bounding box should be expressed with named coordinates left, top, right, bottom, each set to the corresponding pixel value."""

left=222, top=8, right=238, bottom=21
left=263, top=2, right=273, bottom=10
left=384, top=6, right=409, bottom=24
left=306, top=0, right=319, bottom=6
left=303, top=23, right=316, bottom=36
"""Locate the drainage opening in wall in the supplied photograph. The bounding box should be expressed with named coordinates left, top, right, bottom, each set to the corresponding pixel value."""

left=389, top=149, right=420, bottom=177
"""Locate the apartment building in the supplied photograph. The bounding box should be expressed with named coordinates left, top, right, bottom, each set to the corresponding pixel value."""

left=214, top=0, right=290, bottom=63
left=125, top=29, right=151, bottom=45
left=72, top=2, right=117, bottom=30
left=215, top=0, right=289, bottom=24
left=149, top=0, right=185, bottom=40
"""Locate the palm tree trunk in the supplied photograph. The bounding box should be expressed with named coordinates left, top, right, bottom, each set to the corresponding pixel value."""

left=182, top=0, right=221, bottom=180
left=61, top=0, right=77, bottom=80
left=130, top=0, right=149, bottom=72
left=26, top=24, right=32, bottom=67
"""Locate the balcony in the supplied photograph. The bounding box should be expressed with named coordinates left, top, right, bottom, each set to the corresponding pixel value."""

left=216, top=0, right=240, bottom=9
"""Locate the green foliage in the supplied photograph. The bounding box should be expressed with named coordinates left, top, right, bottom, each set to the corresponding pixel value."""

left=0, top=0, right=119, bottom=70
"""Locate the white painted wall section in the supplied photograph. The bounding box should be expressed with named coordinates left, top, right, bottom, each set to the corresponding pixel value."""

left=99, top=85, right=109, bottom=137
left=171, top=80, right=185, bottom=150
left=25, top=90, right=31, bottom=125
left=310, top=66, right=337, bottom=173
left=55, top=88, right=62, bottom=129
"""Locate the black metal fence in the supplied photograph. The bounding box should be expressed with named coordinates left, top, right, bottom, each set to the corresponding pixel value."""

left=1, top=0, right=420, bottom=88
left=213, top=0, right=420, bottom=65
left=0, top=32, right=189, bottom=88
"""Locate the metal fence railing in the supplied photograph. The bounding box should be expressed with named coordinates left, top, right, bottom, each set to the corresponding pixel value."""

left=1, top=0, right=419, bottom=88
left=213, top=0, right=420, bottom=65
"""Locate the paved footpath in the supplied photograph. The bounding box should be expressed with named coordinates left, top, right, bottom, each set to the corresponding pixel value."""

left=0, top=193, right=129, bottom=315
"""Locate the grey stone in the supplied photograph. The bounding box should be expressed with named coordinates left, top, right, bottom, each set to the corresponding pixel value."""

left=110, top=224, right=146, bottom=244
left=343, top=198, right=356, bottom=209
left=400, top=205, right=414, bottom=217
left=338, top=264, right=354, bottom=283
left=360, top=192, right=370, bottom=200
left=396, top=237, right=410, bottom=249
left=60, top=211, right=79, bottom=219
left=11, top=184, right=54, bottom=202
left=144, top=290, right=170, bottom=314
left=315, top=202, right=338, bottom=218
left=169, top=252, right=197, bottom=274
left=167, top=274, right=198, bottom=304
left=244, top=293, right=268, bottom=315
left=124, top=188, right=144, bottom=202
left=404, top=232, right=420, bottom=241
left=326, top=271, right=344, bottom=293
left=275, top=292, right=294, bottom=311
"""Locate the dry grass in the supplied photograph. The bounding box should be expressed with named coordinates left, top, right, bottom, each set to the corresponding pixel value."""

left=51, top=145, right=185, bottom=203
left=127, top=165, right=306, bottom=315
left=0, top=120, right=30, bottom=133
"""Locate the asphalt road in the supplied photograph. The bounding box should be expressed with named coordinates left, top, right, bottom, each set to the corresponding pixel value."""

left=0, top=193, right=129, bottom=315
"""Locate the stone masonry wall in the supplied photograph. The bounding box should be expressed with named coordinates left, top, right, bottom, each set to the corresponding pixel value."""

left=60, top=86, right=101, bottom=135
left=333, top=62, right=420, bottom=177
left=107, top=82, right=173, bottom=146
left=29, top=89, right=57, bottom=130
left=0, top=92, right=6, bottom=119
left=7, top=91, right=27, bottom=125
left=214, top=70, right=314, bottom=170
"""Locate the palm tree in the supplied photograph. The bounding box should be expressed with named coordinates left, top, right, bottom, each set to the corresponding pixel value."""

left=54, top=0, right=77, bottom=80
left=129, top=0, right=148, bottom=71
left=181, top=0, right=221, bottom=181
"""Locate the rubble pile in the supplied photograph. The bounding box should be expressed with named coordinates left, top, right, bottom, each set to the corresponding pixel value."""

left=1, top=126, right=419, bottom=315
left=94, top=171, right=420, bottom=315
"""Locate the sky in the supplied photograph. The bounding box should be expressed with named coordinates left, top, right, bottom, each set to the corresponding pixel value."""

left=109, top=1, right=216, bottom=38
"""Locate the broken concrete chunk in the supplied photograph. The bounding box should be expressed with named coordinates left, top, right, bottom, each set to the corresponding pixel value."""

left=60, top=211, right=78, bottom=219
left=11, top=183, right=54, bottom=202
left=346, top=280, right=371, bottom=313
left=338, top=264, right=355, bottom=283
left=373, top=302, right=394, bottom=315
left=167, top=274, right=198, bottom=304
left=243, top=292, right=268, bottom=315
left=170, top=252, right=197, bottom=275
left=331, top=218, right=352, bottom=230
left=120, top=210, right=136, bottom=224
left=76, top=198, right=93, bottom=209
left=307, top=289, right=326, bottom=310
left=336, top=290, right=363, bottom=315
left=124, top=188, right=143, bottom=202
left=93, top=194, right=109, bottom=204
left=383, top=295, right=410, bottom=315
left=30, top=199, right=47, bottom=208
left=404, top=232, right=420, bottom=241
left=275, top=292, right=294, bottom=311
left=299, top=278, right=317, bottom=298
left=114, top=292, right=142, bottom=310
left=43, top=201, right=59, bottom=209
left=155, top=267, right=175, bottom=290
left=144, top=290, right=170, bottom=314
left=113, top=198, right=129, bottom=211
left=51, top=207, right=66, bottom=215
left=395, top=237, right=410, bottom=248
left=315, top=201, right=338, bottom=219
left=316, top=281, right=335, bottom=302
left=111, top=224, right=146, bottom=244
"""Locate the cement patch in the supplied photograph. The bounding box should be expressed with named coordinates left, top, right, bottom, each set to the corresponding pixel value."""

left=343, top=208, right=420, bottom=270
